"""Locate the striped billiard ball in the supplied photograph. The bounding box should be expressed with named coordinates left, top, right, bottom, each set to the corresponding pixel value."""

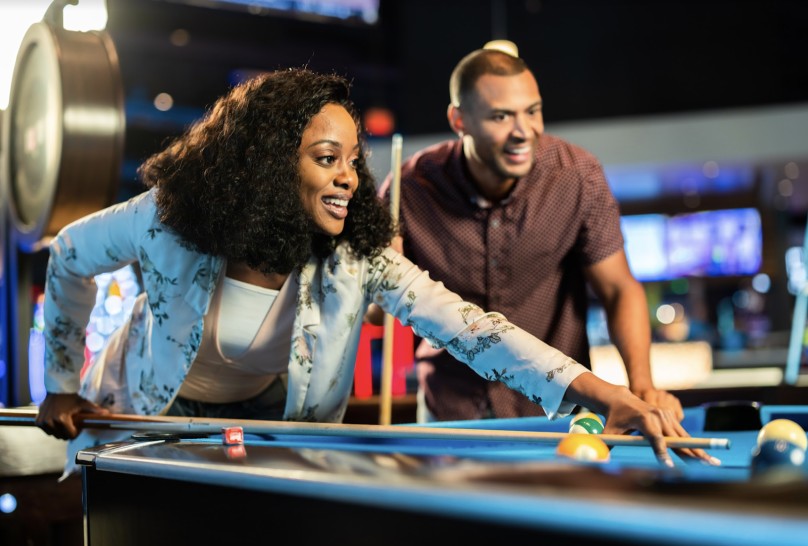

left=569, top=412, right=604, bottom=435
left=751, top=439, right=806, bottom=477
left=757, top=419, right=807, bottom=451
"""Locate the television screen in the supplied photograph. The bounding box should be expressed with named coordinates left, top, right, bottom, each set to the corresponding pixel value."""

left=620, top=214, right=668, bottom=281
left=621, top=208, right=762, bottom=281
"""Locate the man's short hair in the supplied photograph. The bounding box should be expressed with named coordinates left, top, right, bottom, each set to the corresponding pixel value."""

left=449, top=49, right=529, bottom=108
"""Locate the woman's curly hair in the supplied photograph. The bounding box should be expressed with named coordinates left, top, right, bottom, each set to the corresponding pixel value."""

left=138, top=68, right=395, bottom=275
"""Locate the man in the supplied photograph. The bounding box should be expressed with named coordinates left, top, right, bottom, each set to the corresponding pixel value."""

left=375, top=48, right=684, bottom=422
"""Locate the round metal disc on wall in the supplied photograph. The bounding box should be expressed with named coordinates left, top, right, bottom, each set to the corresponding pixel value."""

left=0, top=21, right=124, bottom=252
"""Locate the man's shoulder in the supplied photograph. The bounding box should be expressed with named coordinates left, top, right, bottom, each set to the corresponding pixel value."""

left=401, top=139, right=458, bottom=182
left=538, top=133, right=602, bottom=173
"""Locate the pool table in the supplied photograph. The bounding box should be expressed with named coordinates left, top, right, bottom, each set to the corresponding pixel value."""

left=76, top=405, right=808, bottom=546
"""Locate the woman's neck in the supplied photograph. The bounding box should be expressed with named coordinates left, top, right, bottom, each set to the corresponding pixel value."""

left=225, top=261, right=289, bottom=290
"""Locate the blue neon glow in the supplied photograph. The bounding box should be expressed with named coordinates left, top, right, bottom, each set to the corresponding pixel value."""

left=605, top=164, right=755, bottom=202
left=214, top=0, right=379, bottom=22
left=28, top=329, right=47, bottom=405
left=0, top=493, right=17, bottom=514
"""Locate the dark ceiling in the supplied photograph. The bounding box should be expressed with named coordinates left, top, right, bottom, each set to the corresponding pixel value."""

left=106, top=0, right=808, bottom=191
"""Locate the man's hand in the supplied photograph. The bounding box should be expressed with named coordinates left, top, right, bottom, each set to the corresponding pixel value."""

left=601, top=385, right=718, bottom=467
left=36, top=392, right=110, bottom=440
left=567, top=373, right=719, bottom=467
left=633, top=387, right=684, bottom=422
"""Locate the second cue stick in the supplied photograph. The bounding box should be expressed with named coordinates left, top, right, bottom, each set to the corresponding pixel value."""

left=0, top=409, right=731, bottom=450
left=380, top=134, right=403, bottom=426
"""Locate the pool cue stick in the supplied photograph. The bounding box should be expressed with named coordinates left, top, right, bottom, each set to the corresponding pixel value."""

left=379, top=134, right=403, bottom=426
left=785, top=218, right=808, bottom=384
left=0, top=409, right=731, bottom=450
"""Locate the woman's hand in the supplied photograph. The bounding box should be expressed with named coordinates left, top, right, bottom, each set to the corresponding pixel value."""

left=566, top=374, right=720, bottom=467
left=36, top=393, right=110, bottom=440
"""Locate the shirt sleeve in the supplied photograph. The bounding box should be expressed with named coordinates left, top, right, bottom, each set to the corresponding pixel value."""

left=43, top=192, right=150, bottom=394
left=364, top=247, right=589, bottom=419
left=575, top=164, right=625, bottom=266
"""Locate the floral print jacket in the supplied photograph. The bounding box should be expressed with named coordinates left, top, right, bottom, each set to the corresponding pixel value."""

left=45, top=190, right=588, bottom=474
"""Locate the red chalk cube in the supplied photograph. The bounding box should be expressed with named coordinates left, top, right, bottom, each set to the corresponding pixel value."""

left=222, top=426, right=244, bottom=445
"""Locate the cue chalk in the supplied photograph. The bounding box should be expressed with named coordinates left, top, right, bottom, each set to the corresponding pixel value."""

left=222, top=426, right=244, bottom=445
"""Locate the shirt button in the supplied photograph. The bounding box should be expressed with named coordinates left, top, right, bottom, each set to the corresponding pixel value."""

left=491, top=259, right=498, bottom=267
left=491, top=219, right=500, bottom=228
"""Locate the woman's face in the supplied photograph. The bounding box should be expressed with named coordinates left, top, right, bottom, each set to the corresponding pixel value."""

left=298, top=103, right=360, bottom=237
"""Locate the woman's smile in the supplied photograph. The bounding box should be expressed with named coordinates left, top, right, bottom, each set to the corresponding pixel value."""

left=321, top=192, right=352, bottom=219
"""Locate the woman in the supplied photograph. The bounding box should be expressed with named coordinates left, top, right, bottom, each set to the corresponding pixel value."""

left=37, top=69, right=715, bottom=473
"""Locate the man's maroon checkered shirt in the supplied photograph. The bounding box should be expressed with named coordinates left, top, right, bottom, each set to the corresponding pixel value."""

left=380, top=134, right=624, bottom=421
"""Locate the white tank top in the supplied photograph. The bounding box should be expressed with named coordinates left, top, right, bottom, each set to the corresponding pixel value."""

left=177, top=265, right=297, bottom=403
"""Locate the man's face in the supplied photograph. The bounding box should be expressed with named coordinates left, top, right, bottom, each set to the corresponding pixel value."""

left=460, top=71, right=544, bottom=181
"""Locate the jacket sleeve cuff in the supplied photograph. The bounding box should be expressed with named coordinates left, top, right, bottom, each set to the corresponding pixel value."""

left=44, top=373, right=81, bottom=395
left=544, top=365, right=590, bottom=420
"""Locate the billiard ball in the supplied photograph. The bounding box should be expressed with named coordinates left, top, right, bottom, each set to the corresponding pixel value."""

left=757, top=419, right=808, bottom=451
left=556, top=434, right=611, bottom=463
left=569, top=412, right=604, bottom=435
left=750, top=439, right=806, bottom=477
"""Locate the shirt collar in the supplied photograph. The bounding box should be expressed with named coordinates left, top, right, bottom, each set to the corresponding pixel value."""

left=450, top=138, right=529, bottom=210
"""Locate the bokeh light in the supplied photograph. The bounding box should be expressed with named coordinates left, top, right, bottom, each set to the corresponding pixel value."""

left=63, top=0, right=108, bottom=32
left=104, top=295, right=123, bottom=315
left=170, top=28, right=190, bottom=47
left=86, top=332, right=105, bottom=353
left=656, top=304, right=675, bottom=324
left=0, top=493, right=16, bottom=514
left=785, top=247, right=806, bottom=295
left=752, top=273, right=771, bottom=294
left=785, top=162, right=799, bottom=180
left=86, top=266, right=141, bottom=360
left=670, top=278, right=689, bottom=295
left=154, top=92, right=174, bottom=112
left=0, top=0, right=108, bottom=109
left=733, top=290, right=750, bottom=309
left=0, top=1, right=51, bottom=110
left=702, top=161, right=720, bottom=179
left=364, top=107, right=395, bottom=136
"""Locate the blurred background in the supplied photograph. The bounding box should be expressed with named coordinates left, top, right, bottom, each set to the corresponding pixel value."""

left=1, top=1, right=808, bottom=542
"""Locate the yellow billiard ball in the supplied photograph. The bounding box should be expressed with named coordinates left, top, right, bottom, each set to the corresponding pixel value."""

left=556, top=434, right=611, bottom=463
left=758, top=419, right=808, bottom=451
left=569, top=412, right=604, bottom=435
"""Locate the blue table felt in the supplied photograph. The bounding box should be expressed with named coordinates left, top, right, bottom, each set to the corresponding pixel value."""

left=80, top=405, right=808, bottom=546
left=190, top=406, right=808, bottom=481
